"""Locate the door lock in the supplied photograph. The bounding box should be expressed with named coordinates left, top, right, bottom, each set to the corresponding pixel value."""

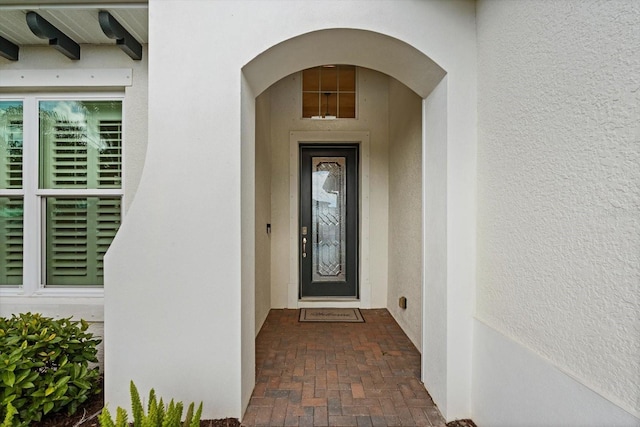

left=302, top=237, right=307, bottom=258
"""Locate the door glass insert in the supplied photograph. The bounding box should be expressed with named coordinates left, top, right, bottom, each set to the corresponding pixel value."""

left=312, top=157, right=346, bottom=282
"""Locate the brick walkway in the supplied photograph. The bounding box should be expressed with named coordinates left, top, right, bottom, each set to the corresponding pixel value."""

left=242, top=309, right=446, bottom=426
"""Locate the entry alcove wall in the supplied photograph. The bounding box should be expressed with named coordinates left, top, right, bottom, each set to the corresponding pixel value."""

left=253, top=67, right=425, bottom=351
left=241, top=25, right=475, bottom=422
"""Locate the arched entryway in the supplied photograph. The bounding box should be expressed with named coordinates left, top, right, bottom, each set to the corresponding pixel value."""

left=240, top=28, right=457, bottom=420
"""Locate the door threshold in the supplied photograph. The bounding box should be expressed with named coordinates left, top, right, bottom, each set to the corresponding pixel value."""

left=297, top=299, right=361, bottom=309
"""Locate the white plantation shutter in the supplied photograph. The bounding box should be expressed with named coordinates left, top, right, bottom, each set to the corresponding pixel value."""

left=1, top=119, right=23, bottom=189
left=96, top=198, right=121, bottom=280
left=46, top=198, right=88, bottom=285
left=45, top=197, right=121, bottom=286
left=0, top=104, right=23, bottom=286
left=40, top=101, right=122, bottom=286
left=98, top=120, right=122, bottom=188
left=44, top=121, right=88, bottom=188
left=40, top=102, right=122, bottom=190
left=0, top=198, right=23, bottom=286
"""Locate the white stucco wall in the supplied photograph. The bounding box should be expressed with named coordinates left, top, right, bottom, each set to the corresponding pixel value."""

left=255, top=89, right=272, bottom=333
left=422, top=77, right=449, bottom=414
left=268, top=68, right=389, bottom=309
left=388, top=78, right=423, bottom=349
left=106, top=0, right=477, bottom=420
left=476, top=0, right=640, bottom=423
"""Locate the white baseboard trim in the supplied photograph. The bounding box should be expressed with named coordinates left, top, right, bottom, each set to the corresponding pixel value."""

left=0, top=297, right=104, bottom=321
left=472, top=319, right=640, bottom=427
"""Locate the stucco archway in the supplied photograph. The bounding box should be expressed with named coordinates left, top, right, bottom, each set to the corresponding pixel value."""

left=240, top=28, right=450, bottom=418
left=242, top=28, right=444, bottom=98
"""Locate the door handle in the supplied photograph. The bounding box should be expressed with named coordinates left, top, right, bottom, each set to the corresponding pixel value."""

left=302, top=237, right=307, bottom=258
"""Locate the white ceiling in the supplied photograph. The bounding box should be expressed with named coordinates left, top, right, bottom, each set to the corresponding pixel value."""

left=0, top=3, right=148, bottom=46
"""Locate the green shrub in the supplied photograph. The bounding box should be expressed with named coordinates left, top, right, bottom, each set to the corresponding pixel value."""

left=1, top=403, right=17, bottom=427
left=98, top=381, right=203, bottom=427
left=0, top=312, right=101, bottom=426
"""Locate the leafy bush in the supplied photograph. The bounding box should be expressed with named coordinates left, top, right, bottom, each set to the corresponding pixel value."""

left=98, top=381, right=203, bottom=427
left=0, top=312, right=101, bottom=426
left=1, top=404, right=17, bottom=427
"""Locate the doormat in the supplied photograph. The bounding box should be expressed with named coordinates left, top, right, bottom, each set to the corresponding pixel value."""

left=299, top=308, right=364, bottom=323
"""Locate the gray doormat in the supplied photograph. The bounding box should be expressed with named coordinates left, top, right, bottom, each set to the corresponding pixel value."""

left=299, top=308, right=364, bottom=323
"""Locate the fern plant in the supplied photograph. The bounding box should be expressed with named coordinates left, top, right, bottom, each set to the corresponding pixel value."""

left=98, top=381, right=202, bottom=427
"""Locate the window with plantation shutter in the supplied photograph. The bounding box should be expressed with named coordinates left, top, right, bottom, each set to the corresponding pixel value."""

left=0, top=96, right=123, bottom=291
left=39, top=100, right=123, bottom=287
left=40, top=101, right=122, bottom=190
left=0, top=101, right=23, bottom=286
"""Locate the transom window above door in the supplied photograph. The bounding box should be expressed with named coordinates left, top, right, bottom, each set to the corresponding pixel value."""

left=302, top=65, right=356, bottom=119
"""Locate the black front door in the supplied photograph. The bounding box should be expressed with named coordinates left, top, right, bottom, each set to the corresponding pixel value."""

left=300, top=145, right=358, bottom=298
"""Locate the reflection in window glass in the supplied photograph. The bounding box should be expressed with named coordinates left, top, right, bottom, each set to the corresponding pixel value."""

left=39, top=101, right=122, bottom=189
left=0, top=101, right=23, bottom=190
left=0, top=101, right=23, bottom=286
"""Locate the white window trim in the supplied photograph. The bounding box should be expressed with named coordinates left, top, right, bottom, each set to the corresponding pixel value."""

left=0, top=69, right=132, bottom=88
left=0, top=92, right=125, bottom=298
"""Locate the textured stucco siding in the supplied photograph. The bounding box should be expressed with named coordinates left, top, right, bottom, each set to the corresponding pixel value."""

left=477, top=0, right=640, bottom=415
left=388, top=78, right=423, bottom=350
left=255, top=89, right=272, bottom=334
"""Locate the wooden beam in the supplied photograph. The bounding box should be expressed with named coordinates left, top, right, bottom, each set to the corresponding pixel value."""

left=26, top=12, right=80, bottom=60
left=0, top=35, right=19, bottom=61
left=99, top=11, right=142, bottom=60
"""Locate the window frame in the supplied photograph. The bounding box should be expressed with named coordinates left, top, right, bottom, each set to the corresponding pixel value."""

left=0, top=92, right=125, bottom=297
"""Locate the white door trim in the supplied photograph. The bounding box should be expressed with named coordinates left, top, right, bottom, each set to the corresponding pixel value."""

left=288, top=131, right=370, bottom=308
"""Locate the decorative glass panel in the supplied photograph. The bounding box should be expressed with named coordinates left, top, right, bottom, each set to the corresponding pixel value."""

left=0, top=101, right=23, bottom=189
left=44, top=197, right=121, bottom=286
left=39, top=101, right=122, bottom=189
left=0, top=197, right=23, bottom=286
left=312, top=157, right=346, bottom=282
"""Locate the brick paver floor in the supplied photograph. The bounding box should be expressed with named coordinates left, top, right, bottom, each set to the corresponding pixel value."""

left=242, top=309, right=446, bottom=427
